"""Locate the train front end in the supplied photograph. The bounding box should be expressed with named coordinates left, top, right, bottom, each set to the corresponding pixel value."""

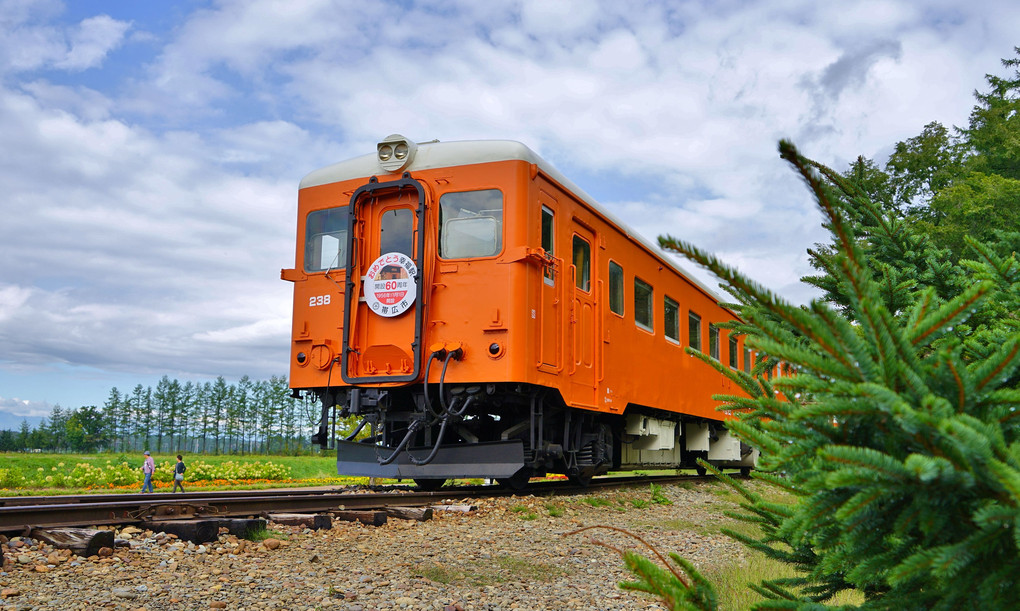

left=283, top=135, right=537, bottom=486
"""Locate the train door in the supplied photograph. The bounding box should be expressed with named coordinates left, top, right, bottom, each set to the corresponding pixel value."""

left=538, top=195, right=561, bottom=371
left=341, top=175, right=427, bottom=383
left=569, top=223, right=597, bottom=406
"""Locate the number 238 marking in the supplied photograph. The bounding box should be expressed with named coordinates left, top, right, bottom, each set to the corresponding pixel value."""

left=309, top=294, right=331, bottom=307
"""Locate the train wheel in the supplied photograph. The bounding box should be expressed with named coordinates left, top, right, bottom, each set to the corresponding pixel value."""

left=497, top=468, right=532, bottom=491
left=695, top=465, right=707, bottom=476
left=740, top=467, right=752, bottom=477
left=413, top=478, right=446, bottom=491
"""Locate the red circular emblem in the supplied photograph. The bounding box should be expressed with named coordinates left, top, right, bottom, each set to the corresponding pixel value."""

left=363, top=252, right=418, bottom=317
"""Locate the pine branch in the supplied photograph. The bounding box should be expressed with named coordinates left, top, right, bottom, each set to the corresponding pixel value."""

left=971, top=336, right=1020, bottom=393
left=908, top=281, right=993, bottom=347
left=963, top=235, right=1020, bottom=284
left=779, top=141, right=864, bottom=275
left=565, top=525, right=719, bottom=610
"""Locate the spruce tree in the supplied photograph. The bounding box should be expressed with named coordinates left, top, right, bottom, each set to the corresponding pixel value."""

left=631, top=140, right=1020, bottom=610
left=964, top=46, right=1020, bottom=180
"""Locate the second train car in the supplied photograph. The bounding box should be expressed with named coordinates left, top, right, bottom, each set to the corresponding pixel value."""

left=282, top=134, right=757, bottom=488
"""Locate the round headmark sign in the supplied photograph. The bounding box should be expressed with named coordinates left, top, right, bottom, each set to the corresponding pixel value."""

left=364, top=252, right=418, bottom=317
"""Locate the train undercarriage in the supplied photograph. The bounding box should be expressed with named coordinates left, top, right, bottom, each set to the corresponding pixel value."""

left=309, top=382, right=757, bottom=489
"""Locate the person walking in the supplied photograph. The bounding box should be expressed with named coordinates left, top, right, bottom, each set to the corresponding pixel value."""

left=141, top=451, right=155, bottom=493
left=172, top=455, right=187, bottom=493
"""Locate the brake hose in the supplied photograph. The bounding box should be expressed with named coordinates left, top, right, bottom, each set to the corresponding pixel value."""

left=377, top=419, right=422, bottom=466
left=422, top=350, right=443, bottom=418
left=343, top=418, right=370, bottom=441
left=438, top=349, right=460, bottom=414
left=380, top=347, right=464, bottom=467
left=407, top=414, right=451, bottom=466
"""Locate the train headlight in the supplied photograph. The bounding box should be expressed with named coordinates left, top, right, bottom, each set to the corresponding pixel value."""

left=377, top=134, right=417, bottom=172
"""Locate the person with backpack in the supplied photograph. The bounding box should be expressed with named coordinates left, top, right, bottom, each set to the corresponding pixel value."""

left=173, top=455, right=187, bottom=493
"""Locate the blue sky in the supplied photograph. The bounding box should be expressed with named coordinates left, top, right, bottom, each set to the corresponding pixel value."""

left=1, top=0, right=1018, bottom=419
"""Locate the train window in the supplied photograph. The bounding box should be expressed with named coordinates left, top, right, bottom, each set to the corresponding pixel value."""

left=709, top=324, right=720, bottom=359
left=572, top=235, right=591, bottom=291
left=542, top=206, right=555, bottom=285
left=729, top=335, right=739, bottom=369
left=439, top=189, right=503, bottom=258
left=689, top=312, right=702, bottom=351
left=379, top=207, right=413, bottom=257
left=634, top=277, right=653, bottom=331
left=664, top=296, right=679, bottom=343
left=744, top=347, right=752, bottom=372
left=304, top=207, right=348, bottom=273
left=609, top=261, right=624, bottom=315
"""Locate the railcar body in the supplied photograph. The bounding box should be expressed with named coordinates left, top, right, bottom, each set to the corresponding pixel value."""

left=283, top=135, right=756, bottom=488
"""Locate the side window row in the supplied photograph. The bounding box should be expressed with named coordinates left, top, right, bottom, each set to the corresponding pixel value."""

left=609, top=261, right=751, bottom=372
left=540, top=207, right=752, bottom=373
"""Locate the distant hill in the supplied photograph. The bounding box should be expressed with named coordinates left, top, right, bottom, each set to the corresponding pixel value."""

left=0, top=411, right=45, bottom=431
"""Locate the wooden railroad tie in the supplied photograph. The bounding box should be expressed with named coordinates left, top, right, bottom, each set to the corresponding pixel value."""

left=385, top=506, right=433, bottom=522
left=141, top=519, right=219, bottom=544
left=30, top=527, right=114, bottom=558
left=140, top=517, right=267, bottom=544
left=219, top=517, right=268, bottom=538
left=265, top=512, right=332, bottom=530
left=332, top=510, right=387, bottom=527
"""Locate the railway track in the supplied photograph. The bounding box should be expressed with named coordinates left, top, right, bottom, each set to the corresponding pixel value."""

left=0, top=473, right=701, bottom=531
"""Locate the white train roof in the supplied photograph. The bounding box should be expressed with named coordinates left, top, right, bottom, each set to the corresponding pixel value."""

left=300, top=138, right=724, bottom=304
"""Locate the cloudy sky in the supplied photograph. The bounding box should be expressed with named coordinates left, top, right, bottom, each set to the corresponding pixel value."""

left=1, top=0, right=1016, bottom=419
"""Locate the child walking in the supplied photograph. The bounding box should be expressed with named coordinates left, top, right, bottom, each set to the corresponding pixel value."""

left=173, top=455, right=187, bottom=493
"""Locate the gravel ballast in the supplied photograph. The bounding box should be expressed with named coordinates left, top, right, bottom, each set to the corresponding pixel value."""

left=0, top=481, right=750, bottom=610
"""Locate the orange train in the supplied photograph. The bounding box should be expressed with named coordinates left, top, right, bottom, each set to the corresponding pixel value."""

left=282, top=135, right=757, bottom=488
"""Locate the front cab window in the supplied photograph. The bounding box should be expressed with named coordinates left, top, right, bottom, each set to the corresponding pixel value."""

left=379, top=207, right=413, bottom=257
left=304, top=207, right=348, bottom=272
left=439, top=189, right=503, bottom=258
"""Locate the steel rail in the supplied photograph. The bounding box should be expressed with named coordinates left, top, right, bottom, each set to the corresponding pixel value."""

left=0, top=490, right=459, bottom=531
left=0, top=487, right=366, bottom=507
left=0, top=473, right=704, bottom=531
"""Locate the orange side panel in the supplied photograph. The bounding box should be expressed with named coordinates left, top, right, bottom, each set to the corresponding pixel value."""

left=286, top=158, right=747, bottom=422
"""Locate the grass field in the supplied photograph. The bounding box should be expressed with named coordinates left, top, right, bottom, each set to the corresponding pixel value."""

left=0, top=451, right=356, bottom=495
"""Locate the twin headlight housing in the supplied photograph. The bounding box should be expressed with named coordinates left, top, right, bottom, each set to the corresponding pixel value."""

left=377, top=134, right=417, bottom=172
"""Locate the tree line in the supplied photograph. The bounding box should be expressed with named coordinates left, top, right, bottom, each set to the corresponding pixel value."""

left=0, top=375, right=324, bottom=455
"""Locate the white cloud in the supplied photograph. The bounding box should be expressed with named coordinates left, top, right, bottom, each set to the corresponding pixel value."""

left=0, top=77, right=297, bottom=384
left=54, top=14, right=130, bottom=70
left=20, top=79, right=113, bottom=120
left=0, top=395, right=50, bottom=419
left=0, top=285, right=33, bottom=323
left=0, top=5, right=128, bottom=74
left=519, top=0, right=600, bottom=37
